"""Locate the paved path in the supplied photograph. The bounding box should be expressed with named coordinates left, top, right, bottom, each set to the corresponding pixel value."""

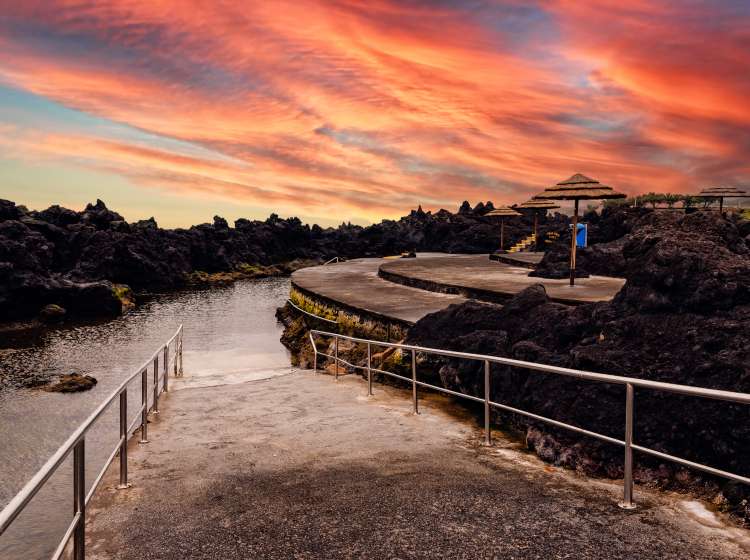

left=87, top=370, right=749, bottom=560
left=292, top=257, right=468, bottom=324
left=381, top=254, right=625, bottom=305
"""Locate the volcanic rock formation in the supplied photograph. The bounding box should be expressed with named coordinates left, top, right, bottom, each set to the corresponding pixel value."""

left=0, top=198, right=567, bottom=323
left=406, top=210, right=750, bottom=518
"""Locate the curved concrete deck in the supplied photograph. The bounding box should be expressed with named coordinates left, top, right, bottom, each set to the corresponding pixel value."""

left=380, top=254, right=625, bottom=305
left=292, top=255, right=624, bottom=325
left=292, top=257, right=468, bottom=324
left=489, top=251, right=544, bottom=268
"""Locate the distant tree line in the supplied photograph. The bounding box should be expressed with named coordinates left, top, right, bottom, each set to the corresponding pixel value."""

left=601, top=193, right=720, bottom=210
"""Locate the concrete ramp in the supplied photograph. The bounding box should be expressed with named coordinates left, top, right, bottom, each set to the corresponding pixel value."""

left=86, top=370, right=748, bottom=559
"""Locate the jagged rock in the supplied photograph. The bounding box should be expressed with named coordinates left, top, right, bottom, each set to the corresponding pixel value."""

left=81, top=199, right=124, bottom=229
left=133, top=217, right=158, bottom=230
left=0, top=200, right=23, bottom=221
left=44, top=373, right=97, bottom=393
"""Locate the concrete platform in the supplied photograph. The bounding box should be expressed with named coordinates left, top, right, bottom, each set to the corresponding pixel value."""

left=380, top=254, right=625, bottom=305
left=86, top=369, right=749, bottom=559
left=489, top=251, right=544, bottom=268
left=292, top=257, right=468, bottom=324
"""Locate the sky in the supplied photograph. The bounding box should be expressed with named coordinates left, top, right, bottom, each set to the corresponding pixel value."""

left=0, top=1, right=749, bottom=228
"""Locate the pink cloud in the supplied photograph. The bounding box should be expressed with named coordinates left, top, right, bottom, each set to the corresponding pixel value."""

left=0, top=0, right=748, bottom=224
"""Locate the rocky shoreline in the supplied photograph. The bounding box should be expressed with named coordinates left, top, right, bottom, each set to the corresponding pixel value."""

left=0, top=198, right=566, bottom=328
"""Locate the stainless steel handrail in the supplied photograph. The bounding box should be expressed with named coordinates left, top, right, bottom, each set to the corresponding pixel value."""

left=286, top=299, right=338, bottom=325
left=323, top=256, right=340, bottom=265
left=0, top=325, right=184, bottom=559
left=309, top=329, right=750, bottom=509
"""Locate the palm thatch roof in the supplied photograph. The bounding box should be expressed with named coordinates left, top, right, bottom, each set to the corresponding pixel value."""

left=696, top=186, right=749, bottom=198
left=486, top=206, right=521, bottom=217
left=533, top=173, right=626, bottom=201
left=518, top=199, right=560, bottom=210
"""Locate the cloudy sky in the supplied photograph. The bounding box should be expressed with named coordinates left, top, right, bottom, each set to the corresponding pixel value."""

left=1, top=1, right=748, bottom=227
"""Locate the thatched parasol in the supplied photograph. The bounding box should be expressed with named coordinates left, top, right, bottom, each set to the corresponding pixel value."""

left=533, top=174, right=626, bottom=286
left=519, top=199, right=560, bottom=251
left=695, top=186, right=749, bottom=213
left=486, top=206, right=521, bottom=252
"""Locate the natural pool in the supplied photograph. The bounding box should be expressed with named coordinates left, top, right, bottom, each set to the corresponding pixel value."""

left=0, top=277, right=290, bottom=559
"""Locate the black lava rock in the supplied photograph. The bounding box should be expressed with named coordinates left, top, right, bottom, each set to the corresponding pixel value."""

left=407, top=213, right=750, bottom=500
left=0, top=199, right=569, bottom=323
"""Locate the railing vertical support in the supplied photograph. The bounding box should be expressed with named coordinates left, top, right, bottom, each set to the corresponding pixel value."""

left=178, top=330, right=183, bottom=376
left=312, top=333, right=318, bottom=374
left=173, top=339, right=178, bottom=377
left=72, top=439, right=85, bottom=560
left=117, top=390, right=130, bottom=489
left=619, top=383, right=636, bottom=510
left=163, top=346, right=169, bottom=392
left=152, top=356, right=159, bottom=414
left=334, top=336, right=339, bottom=380
left=139, top=369, right=149, bottom=443
left=484, top=360, right=491, bottom=446
left=367, top=342, right=373, bottom=396
left=411, top=349, right=419, bottom=414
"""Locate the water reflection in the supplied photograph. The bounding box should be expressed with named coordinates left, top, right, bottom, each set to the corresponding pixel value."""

left=0, top=277, right=290, bottom=558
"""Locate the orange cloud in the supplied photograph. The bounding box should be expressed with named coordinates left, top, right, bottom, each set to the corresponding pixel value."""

left=0, top=0, right=749, bottom=225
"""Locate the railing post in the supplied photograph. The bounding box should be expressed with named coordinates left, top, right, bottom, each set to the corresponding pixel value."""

left=334, top=336, right=339, bottom=380
left=139, top=369, right=149, bottom=443
left=178, top=330, right=183, bottom=376
left=163, top=345, right=169, bottom=392
left=117, top=390, right=130, bottom=489
left=72, top=438, right=85, bottom=560
left=619, top=383, right=636, bottom=509
left=367, top=342, right=373, bottom=396
left=412, top=349, right=419, bottom=414
left=152, top=356, right=159, bottom=414
left=484, top=360, right=491, bottom=446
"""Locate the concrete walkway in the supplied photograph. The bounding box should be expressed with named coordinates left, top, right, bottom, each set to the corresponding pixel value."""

left=87, top=370, right=749, bottom=560
left=292, top=257, right=468, bottom=324
left=381, top=254, right=625, bottom=305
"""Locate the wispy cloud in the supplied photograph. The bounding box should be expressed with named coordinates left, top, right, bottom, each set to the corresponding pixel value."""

left=0, top=0, right=748, bottom=224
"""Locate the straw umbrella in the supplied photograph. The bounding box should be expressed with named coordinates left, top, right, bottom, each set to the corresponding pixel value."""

left=533, top=174, right=626, bottom=286
left=486, top=206, right=521, bottom=253
left=695, top=186, right=749, bottom=214
left=518, top=199, right=560, bottom=251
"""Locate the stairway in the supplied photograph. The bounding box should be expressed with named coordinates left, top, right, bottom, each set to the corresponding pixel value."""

left=508, top=233, right=536, bottom=253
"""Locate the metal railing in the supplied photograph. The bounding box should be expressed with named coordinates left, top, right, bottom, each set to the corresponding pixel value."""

left=286, top=299, right=338, bottom=325
left=323, top=256, right=340, bottom=265
left=0, top=325, right=184, bottom=559
left=309, top=329, right=750, bottom=509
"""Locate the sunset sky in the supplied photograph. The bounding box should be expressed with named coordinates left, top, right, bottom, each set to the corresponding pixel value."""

left=1, top=1, right=749, bottom=227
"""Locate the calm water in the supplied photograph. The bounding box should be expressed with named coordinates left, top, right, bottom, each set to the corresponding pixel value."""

left=0, top=277, right=291, bottom=558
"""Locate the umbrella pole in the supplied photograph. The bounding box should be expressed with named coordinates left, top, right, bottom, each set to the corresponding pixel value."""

left=570, top=200, right=578, bottom=286
left=533, top=213, right=539, bottom=251
left=500, top=219, right=505, bottom=252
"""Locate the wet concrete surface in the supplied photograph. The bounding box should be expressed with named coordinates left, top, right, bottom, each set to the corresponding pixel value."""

left=86, top=369, right=748, bottom=559
left=381, top=254, right=625, bottom=304
left=292, top=257, right=468, bottom=324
